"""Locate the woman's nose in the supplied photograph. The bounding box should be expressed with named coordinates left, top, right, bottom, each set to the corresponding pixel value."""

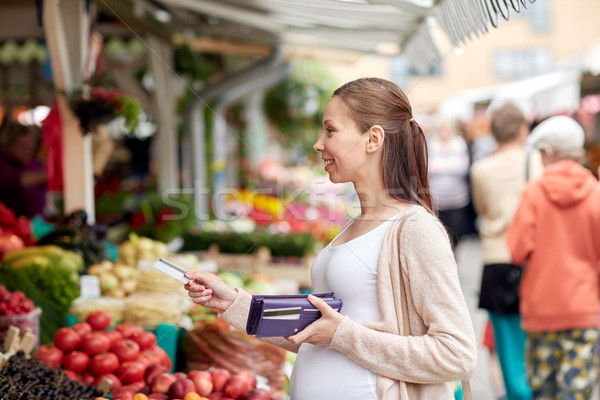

left=313, top=134, right=324, bottom=152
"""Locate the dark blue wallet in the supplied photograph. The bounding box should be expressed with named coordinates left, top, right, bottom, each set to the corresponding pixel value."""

left=246, top=292, right=343, bottom=337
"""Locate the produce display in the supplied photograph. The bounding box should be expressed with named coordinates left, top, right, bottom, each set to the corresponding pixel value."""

left=181, top=230, right=315, bottom=259
left=184, top=318, right=287, bottom=392
left=0, top=349, right=104, bottom=399
left=0, top=245, right=84, bottom=344
left=0, top=285, right=39, bottom=345
left=0, top=202, right=34, bottom=256
left=36, top=210, right=109, bottom=269
left=69, top=296, right=126, bottom=325
left=117, top=233, right=168, bottom=268
left=86, top=260, right=140, bottom=298
left=34, top=311, right=172, bottom=396
left=122, top=292, right=188, bottom=330
left=0, top=285, right=35, bottom=317
left=0, top=201, right=295, bottom=399
left=108, top=365, right=280, bottom=400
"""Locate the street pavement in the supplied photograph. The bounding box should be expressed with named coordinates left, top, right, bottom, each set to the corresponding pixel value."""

left=455, top=236, right=600, bottom=400
left=455, top=236, right=500, bottom=400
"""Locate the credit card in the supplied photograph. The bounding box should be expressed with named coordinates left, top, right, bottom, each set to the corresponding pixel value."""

left=152, top=258, right=191, bottom=284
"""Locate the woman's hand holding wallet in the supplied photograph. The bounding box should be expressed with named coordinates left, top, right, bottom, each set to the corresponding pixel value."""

left=284, top=294, right=344, bottom=347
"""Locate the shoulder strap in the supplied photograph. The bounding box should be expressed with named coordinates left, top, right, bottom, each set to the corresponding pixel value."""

left=396, top=214, right=472, bottom=400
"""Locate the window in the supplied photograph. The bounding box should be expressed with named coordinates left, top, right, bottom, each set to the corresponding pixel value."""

left=513, top=0, right=550, bottom=31
left=493, top=48, right=553, bottom=79
left=390, top=55, right=442, bottom=88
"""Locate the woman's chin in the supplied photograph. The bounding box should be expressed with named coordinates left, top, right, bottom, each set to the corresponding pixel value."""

left=327, top=175, right=347, bottom=184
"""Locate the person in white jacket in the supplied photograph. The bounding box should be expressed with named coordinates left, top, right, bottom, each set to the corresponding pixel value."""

left=184, top=77, right=477, bottom=399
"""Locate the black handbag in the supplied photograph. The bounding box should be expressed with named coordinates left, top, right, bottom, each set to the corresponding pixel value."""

left=478, top=263, right=523, bottom=314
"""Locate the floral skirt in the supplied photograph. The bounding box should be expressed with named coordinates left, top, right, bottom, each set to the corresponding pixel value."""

left=525, top=328, right=599, bottom=400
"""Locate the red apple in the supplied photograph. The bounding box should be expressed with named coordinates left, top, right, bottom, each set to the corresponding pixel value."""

left=137, top=385, right=151, bottom=395
left=168, top=378, right=197, bottom=399
left=129, top=381, right=146, bottom=391
left=150, top=372, right=177, bottom=394
left=207, top=394, right=222, bottom=400
left=114, top=386, right=137, bottom=395
left=240, top=389, right=271, bottom=400
left=233, top=371, right=256, bottom=389
left=209, top=368, right=231, bottom=393
left=144, top=364, right=167, bottom=385
left=223, top=375, right=250, bottom=399
left=148, top=394, right=169, bottom=400
left=173, top=371, right=188, bottom=380
left=111, top=394, right=134, bottom=400
left=187, top=370, right=213, bottom=396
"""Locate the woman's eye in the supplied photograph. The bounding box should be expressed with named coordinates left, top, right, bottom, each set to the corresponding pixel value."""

left=325, top=128, right=334, bottom=135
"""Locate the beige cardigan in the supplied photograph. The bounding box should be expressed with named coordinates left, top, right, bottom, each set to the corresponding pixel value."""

left=219, top=206, right=477, bottom=399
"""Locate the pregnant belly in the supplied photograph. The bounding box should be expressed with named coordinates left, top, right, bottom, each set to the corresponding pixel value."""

left=289, top=343, right=378, bottom=400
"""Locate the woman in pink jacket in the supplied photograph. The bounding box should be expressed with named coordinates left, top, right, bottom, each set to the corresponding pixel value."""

left=184, top=78, right=477, bottom=399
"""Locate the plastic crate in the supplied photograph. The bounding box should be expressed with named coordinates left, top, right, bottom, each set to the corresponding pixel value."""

left=0, top=307, right=42, bottom=348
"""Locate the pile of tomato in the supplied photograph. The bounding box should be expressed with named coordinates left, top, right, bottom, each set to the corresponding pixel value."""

left=35, top=310, right=171, bottom=392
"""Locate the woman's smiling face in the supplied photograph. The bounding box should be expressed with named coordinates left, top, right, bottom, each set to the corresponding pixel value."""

left=313, top=96, right=368, bottom=184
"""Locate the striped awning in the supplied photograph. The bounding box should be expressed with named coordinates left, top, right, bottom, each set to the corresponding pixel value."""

left=143, top=0, right=538, bottom=73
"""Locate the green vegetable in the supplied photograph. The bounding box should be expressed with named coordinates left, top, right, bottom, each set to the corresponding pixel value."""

left=0, top=249, right=82, bottom=344
left=182, top=230, right=315, bottom=258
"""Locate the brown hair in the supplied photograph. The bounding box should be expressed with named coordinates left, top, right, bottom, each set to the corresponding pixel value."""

left=0, top=120, right=37, bottom=152
left=332, top=77, right=434, bottom=215
left=490, top=102, right=526, bottom=143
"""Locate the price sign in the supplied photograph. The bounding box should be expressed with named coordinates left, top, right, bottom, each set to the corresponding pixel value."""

left=80, top=275, right=101, bottom=298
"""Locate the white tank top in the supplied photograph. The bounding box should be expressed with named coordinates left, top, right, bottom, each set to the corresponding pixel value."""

left=289, top=216, right=397, bottom=400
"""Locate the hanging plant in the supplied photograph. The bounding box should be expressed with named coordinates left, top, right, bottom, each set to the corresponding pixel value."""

left=263, top=61, right=338, bottom=152
left=69, top=86, right=142, bottom=135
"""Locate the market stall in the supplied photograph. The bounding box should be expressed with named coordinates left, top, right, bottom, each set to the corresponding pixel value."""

left=0, top=1, right=548, bottom=399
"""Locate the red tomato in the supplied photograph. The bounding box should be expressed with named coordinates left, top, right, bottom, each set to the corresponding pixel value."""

left=130, top=331, right=157, bottom=351
left=146, top=346, right=171, bottom=371
left=115, top=322, right=144, bottom=338
left=81, top=332, right=111, bottom=356
left=34, top=344, right=64, bottom=368
left=89, top=352, right=120, bottom=376
left=86, top=310, right=112, bottom=331
left=71, top=322, right=92, bottom=338
left=53, top=327, right=81, bottom=352
left=93, top=372, right=122, bottom=392
left=111, top=338, right=140, bottom=362
left=63, top=369, right=79, bottom=381
left=81, top=372, right=95, bottom=386
left=62, top=350, right=90, bottom=373
left=103, top=329, right=124, bottom=346
left=117, top=360, right=147, bottom=384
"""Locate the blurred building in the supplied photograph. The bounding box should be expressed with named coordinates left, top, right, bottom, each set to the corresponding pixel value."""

left=324, top=0, right=600, bottom=125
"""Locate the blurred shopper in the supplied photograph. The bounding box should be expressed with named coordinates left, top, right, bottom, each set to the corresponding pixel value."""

left=471, top=102, right=542, bottom=400
left=427, top=117, right=471, bottom=248
left=0, top=121, right=47, bottom=218
left=507, top=115, right=600, bottom=400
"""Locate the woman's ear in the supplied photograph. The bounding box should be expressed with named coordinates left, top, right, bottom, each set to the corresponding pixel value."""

left=366, top=125, right=385, bottom=153
left=540, top=147, right=555, bottom=166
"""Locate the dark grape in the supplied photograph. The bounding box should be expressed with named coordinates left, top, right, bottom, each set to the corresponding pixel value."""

left=0, top=350, right=103, bottom=399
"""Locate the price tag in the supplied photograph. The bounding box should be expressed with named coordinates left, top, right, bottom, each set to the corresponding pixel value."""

left=80, top=275, right=101, bottom=298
